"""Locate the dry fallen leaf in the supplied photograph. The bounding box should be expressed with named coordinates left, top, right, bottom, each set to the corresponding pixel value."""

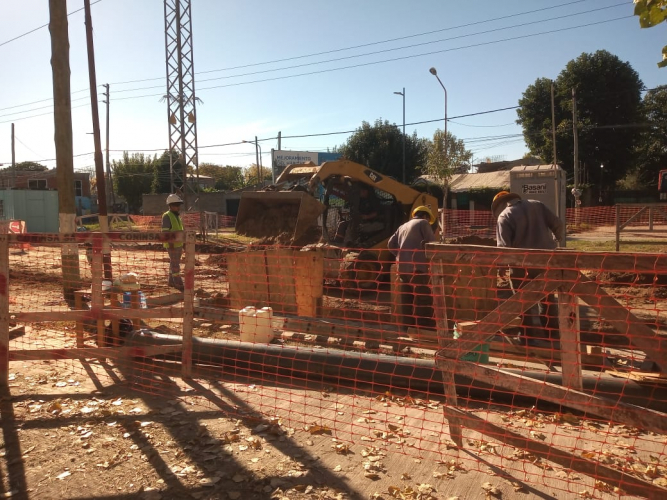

left=306, top=424, right=331, bottom=435
left=481, top=482, right=501, bottom=497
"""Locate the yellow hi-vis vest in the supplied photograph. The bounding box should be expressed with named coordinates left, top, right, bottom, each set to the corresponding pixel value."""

left=162, top=210, right=184, bottom=248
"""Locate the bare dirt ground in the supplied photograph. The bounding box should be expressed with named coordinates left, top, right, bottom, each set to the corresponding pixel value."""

left=5, top=243, right=667, bottom=499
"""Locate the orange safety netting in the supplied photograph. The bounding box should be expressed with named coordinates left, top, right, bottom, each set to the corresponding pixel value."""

left=5, top=231, right=667, bottom=498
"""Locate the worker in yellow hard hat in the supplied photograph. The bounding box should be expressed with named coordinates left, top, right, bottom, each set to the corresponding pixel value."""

left=388, top=205, right=437, bottom=332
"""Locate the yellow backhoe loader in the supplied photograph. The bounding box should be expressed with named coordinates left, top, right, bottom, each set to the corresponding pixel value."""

left=235, top=160, right=439, bottom=288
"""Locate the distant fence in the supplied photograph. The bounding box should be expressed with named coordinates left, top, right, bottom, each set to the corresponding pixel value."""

left=445, top=205, right=667, bottom=239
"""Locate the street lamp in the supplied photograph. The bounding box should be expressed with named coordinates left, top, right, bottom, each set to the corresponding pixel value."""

left=599, top=164, right=604, bottom=203
left=429, top=67, right=448, bottom=150
left=393, top=88, right=406, bottom=184
left=242, top=138, right=263, bottom=185
left=429, top=67, right=448, bottom=241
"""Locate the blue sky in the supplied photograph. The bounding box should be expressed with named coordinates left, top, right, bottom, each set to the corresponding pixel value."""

left=0, top=0, right=664, bottom=175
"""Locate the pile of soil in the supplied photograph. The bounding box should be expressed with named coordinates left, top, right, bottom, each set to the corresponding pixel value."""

left=237, top=204, right=301, bottom=239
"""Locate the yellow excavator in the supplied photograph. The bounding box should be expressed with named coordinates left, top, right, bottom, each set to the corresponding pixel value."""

left=235, top=160, right=440, bottom=288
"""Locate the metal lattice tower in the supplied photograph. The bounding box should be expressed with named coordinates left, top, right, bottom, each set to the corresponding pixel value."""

left=163, top=0, right=199, bottom=206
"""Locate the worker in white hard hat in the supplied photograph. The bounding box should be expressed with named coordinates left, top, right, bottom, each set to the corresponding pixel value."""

left=388, top=205, right=437, bottom=332
left=162, top=194, right=184, bottom=291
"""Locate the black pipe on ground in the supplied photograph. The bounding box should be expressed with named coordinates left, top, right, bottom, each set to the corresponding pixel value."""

left=126, top=330, right=667, bottom=413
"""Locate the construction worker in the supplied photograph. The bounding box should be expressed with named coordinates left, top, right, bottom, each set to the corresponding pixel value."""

left=388, top=206, right=437, bottom=332
left=492, top=191, right=564, bottom=345
left=162, top=194, right=185, bottom=292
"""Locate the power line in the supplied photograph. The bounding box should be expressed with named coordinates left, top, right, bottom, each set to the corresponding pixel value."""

left=0, top=0, right=103, bottom=49
left=0, top=0, right=620, bottom=112
left=112, top=2, right=623, bottom=94
left=108, top=0, right=594, bottom=86
left=109, top=14, right=632, bottom=102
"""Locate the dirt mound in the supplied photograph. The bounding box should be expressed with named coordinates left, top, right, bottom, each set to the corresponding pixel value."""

left=446, top=235, right=496, bottom=246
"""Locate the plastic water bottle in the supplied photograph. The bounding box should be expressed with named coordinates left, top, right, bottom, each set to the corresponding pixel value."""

left=452, top=323, right=460, bottom=340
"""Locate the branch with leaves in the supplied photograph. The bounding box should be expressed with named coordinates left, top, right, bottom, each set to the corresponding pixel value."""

left=634, top=0, right=667, bottom=68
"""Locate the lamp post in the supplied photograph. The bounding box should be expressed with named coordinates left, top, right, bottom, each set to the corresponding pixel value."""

left=599, top=164, right=604, bottom=204
left=393, top=88, right=406, bottom=184
left=429, top=67, right=448, bottom=241
left=243, top=138, right=263, bottom=185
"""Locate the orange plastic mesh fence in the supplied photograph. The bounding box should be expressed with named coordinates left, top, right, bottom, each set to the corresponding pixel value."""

left=445, top=206, right=667, bottom=240
left=5, top=231, right=667, bottom=498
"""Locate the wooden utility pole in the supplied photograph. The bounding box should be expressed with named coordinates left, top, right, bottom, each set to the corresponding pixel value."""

left=84, top=0, right=112, bottom=280
left=49, top=0, right=81, bottom=303
left=11, top=124, right=15, bottom=187
left=102, top=83, right=114, bottom=204
left=572, top=88, right=582, bottom=212
left=550, top=81, right=557, bottom=166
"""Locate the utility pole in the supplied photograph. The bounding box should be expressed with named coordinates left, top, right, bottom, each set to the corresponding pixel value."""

left=84, top=0, right=112, bottom=280
left=11, top=124, right=15, bottom=188
left=255, top=135, right=260, bottom=185
left=277, top=131, right=281, bottom=150
left=550, top=81, right=557, bottom=167
left=102, top=83, right=114, bottom=204
left=49, top=0, right=81, bottom=303
left=572, top=88, right=581, bottom=215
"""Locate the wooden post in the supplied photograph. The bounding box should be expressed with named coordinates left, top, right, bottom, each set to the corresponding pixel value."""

left=558, top=288, right=583, bottom=391
left=49, top=0, right=81, bottom=303
left=181, top=231, right=195, bottom=377
left=431, top=259, right=463, bottom=446
left=614, top=204, right=621, bottom=252
left=91, top=234, right=105, bottom=347
left=0, top=235, right=9, bottom=386
left=649, top=206, right=654, bottom=231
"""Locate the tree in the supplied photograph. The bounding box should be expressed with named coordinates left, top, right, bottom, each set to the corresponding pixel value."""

left=421, top=130, right=473, bottom=185
left=632, top=85, right=667, bottom=186
left=112, top=152, right=155, bottom=213
left=336, top=119, right=428, bottom=182
left=152, top=150, right=179, bottom=194
left=198, top=163, right=245, bottom=191
left=1, top=161, right=48, bottom=172
left=634, top=0, right=667, bottom=68
left=244, top=165, right=272, bottom=186
left=516, top=50, right=644, bottom=188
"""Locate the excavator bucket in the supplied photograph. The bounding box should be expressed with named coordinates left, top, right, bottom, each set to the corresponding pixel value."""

left=235, top=191, right=326, bottom=243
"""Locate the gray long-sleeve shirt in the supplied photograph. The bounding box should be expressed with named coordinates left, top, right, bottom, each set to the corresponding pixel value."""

left=496, top=199, right=564, bottom=250
left=388, top=218, right=436, bottom=273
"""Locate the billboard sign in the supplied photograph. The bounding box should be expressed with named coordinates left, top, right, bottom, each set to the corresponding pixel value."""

left=271, top=150, right=342, bottom=179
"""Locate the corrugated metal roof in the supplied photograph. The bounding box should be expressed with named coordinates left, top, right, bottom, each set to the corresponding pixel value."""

left=420, top=171, right=510, bottom=193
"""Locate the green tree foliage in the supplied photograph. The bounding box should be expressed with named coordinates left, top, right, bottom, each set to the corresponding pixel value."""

left=198, top=163, right=245, bottom=191
left=112, top=152, right=155, bottom=213
left=152, top=150, right=180, bottom=194
left=634, top=0, right=667, bottom=68
left=632, top=85, right=667, bottom=186
left=1, top=161, right=48, bottom=172
left=336, top=119, right=428, bottom=182
left=516, top=50, right=644, bottom=188
left=421, top=129, right=473, bottom=185
left=244, top=165, right=272, bottom=186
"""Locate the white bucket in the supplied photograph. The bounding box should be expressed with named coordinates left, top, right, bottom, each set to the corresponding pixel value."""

left=239, top=306, right=275, bottom=343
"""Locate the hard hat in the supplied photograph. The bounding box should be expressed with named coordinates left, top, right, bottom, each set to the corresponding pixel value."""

left=411, top=205, right=436, bottom=224
left=166, top=194, right=183, bottom=205
left=491, top=191, right=521, bottom=218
